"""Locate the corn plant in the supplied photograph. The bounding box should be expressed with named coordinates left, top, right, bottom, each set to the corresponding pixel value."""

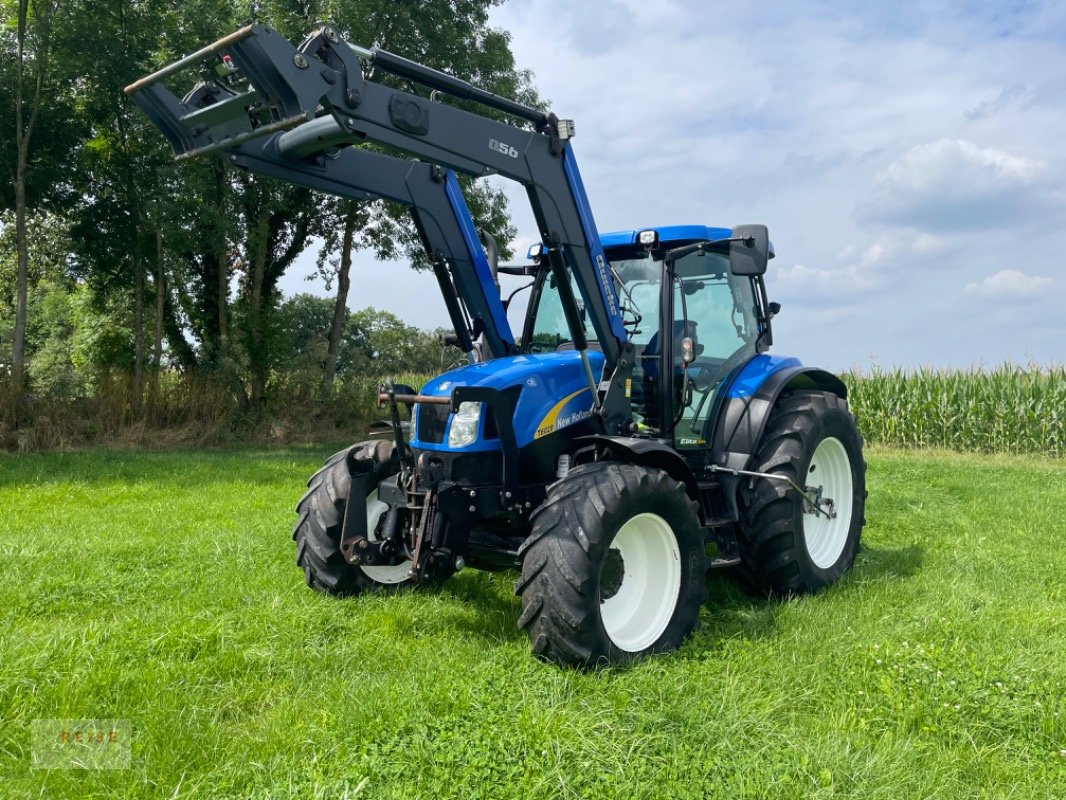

left=843, top=364, right=1065, bottom=457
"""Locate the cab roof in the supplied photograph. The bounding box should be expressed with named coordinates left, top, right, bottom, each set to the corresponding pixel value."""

left=599, top=225, right=732, bottom=249
left=599, top=225, right=774, bottom=259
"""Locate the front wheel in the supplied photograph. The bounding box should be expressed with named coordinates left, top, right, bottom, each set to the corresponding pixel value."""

left=293, top=440, right=419, bottom=595
left=516, top=463, right=707, bottom=668
left=736, top=390, right=866, bottom=595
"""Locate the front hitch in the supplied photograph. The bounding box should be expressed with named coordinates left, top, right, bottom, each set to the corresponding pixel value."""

left=339, top=480, right=407, bottom=567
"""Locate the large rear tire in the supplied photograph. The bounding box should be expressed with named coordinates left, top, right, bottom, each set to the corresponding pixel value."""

left=516, top=462, right=707, bottom=668
left=293, top=440, right=417, bottom=595
left=736, top=390, right=866, bottom=595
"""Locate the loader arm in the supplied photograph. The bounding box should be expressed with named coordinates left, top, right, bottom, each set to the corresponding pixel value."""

left=124, top=23, right=628, bottom=373
left=229, top=136, right=512, bottom=360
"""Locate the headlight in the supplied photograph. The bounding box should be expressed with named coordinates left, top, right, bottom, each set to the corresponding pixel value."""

left=447, top=402, right=482, bottom=448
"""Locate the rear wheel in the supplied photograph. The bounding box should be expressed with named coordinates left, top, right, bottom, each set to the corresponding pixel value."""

left=293, top=440, right=416, bottom=595
left=736, top=390, right=866, bottom=595
left=516, top=462, right=707, bottom=668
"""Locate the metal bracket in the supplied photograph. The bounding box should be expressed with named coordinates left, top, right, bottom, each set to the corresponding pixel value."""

left=705, top=464, right=837, bottom=520
left=339, top=472, right=369, bottom=563
left=407, top=488, right=438, bottom=580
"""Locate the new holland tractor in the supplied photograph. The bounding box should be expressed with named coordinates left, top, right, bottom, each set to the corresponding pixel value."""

left=127, top=23, right=866, bottom=668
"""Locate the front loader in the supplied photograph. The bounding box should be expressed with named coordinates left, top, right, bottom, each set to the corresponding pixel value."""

left=127, top=22, right=867, bottom=668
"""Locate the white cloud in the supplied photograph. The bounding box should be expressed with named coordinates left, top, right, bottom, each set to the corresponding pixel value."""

left=864, top=138, right=1051, bottom=230
left=777, top=262, right=879, bottom=295
left=964, top=269, right=1055, bottom=298
left=882, top=139, right=1045, bottom=186
left=773, top=234, right=937, bottom=303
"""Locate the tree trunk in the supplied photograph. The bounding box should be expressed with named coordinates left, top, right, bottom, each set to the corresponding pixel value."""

left=217, top=244, right=228, bottom=345
left=11, top=0, right=55, bottom=393
left=12, top=175, right=29, bottom=392
left=198, top=161, right=229, bottom=368
left=153, top=227, right=165, bottom=371
left=247, top=209, right=271, bottom=408
left=133, top=253, right=144, bottom=412
left=322, top=205, right=358, bottom=393
left=12, top=0, right=43, bottom=391
left=146, top=227, right=165, bottom=416
left=162, top=288, right=198, bottom=372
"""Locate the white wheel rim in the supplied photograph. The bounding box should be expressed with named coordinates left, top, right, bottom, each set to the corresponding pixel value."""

left=599, top=513, right=682, bottom=653
left=803, top=437, right=854, bottom=569
left=360, top=488, right=411, bottom=584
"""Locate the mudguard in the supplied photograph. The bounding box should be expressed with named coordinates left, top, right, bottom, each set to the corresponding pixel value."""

left=712, top=363, right=846, bottom=470
left=577, top=435, right=699, bottom=498
left=710, top=361, right=847, bottom=520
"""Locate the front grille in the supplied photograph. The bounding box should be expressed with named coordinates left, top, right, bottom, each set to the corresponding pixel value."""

left=410, top=449, right=502, bottom=487
left=451, top=453, right=502, bottom=485
left=416, top=403, right=450, bottom=444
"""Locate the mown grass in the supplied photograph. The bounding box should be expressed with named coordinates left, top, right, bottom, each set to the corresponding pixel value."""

left=844, top=364, right=1065, bottom=457
left=1, top=447, right=1064, bottom=799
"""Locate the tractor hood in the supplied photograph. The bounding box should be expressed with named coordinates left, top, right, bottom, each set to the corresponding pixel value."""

left=412, top=350, right=607, bottom=452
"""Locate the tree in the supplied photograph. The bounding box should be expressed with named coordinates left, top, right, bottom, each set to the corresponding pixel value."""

left=343, top=307, right=449, bottom=377
left=1, top=0, right=539, bottom=424
left=6, top=0, right=61, bottom=389
left=0, top=209, right=68, bottom=373
left=277, top=297, right=457, bottom=384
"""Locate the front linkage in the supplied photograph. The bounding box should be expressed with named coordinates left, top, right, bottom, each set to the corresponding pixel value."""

left=338, top=383, right=545, bottom=583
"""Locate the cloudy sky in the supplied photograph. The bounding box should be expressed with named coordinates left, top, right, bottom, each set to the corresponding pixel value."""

left=283, top=0, right=1065, bottom=370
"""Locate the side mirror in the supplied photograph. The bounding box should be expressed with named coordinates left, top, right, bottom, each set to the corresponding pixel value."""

left=729, top=224, right=769, bottom=276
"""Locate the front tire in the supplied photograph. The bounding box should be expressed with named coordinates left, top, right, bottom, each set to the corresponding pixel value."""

left=736, top=390, right=866, bottom=595
left=293, top=440, right=417, bottom=595
left=516, top=463, right=707, bottom=668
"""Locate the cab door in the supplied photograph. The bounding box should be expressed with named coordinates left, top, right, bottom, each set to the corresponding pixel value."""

left=665, top=250, right=760, bottom=449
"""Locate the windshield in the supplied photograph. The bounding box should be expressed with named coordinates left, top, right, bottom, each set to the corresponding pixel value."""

left=525, top=269, right=589, bottom=352
left=526, top=258, right=652, bottom=351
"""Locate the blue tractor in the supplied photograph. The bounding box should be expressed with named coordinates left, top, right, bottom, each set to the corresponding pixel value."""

left=128, top=23, right=866, bottom=668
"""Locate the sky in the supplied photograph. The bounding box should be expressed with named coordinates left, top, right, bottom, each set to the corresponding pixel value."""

left=281, top=0, right=1066, bottom=371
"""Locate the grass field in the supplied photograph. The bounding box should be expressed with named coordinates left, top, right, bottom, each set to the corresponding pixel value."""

left=1, top=446, right=1064, bottom=799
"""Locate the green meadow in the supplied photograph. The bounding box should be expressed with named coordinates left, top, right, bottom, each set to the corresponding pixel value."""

left=1, top=446, right=1063, bottom=798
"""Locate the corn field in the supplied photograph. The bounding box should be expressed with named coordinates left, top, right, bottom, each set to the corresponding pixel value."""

left=843, top=364, right=1065, bottom=457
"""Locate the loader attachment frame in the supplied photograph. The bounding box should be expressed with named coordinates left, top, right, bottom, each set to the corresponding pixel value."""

left=125, top=23, right=632, bottom=414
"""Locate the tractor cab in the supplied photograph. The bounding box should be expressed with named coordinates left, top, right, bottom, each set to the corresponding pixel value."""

left=523, top=225, right=775, bottom=450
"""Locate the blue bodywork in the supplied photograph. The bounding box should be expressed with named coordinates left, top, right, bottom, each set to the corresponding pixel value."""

left=412, top=225, right=799, bottom=454
left=727, top=355, right=803, bottom=398
left=411, top=350, right=606, bottom=452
